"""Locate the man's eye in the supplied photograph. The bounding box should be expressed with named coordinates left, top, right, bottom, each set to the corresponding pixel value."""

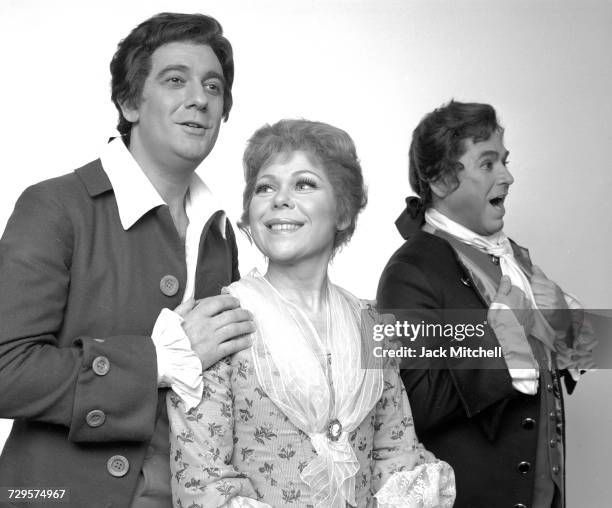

left=166, top=76, right=185, bottom=86
left=296, top=178, right=317, bottom=191
left=204, top=81, right=223, bottom=95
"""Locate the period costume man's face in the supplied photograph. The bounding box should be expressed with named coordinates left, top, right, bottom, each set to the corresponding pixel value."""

left=435, top=130, right=513, bottom=236
left=249, top=151, right=341, bottom=268
left=121, top=41, right=225, bottom=170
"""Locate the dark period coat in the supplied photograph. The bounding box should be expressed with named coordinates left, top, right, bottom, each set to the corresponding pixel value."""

left=377, top=204, right=572, bottom=508
left=0, top=159, right=239, bottom=507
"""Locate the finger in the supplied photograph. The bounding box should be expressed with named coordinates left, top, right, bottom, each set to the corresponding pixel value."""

left=193, top=295, right=241, bottom=316
left=216, top=335, right=254, bottom=360
left=216, top=321, right=257, bottom=343
left=211, top=308, right=254, bottom=328
left=174, top=298, right=196, bottom=317
left=497, top=275, right=512, bottom=296
left=529, top=276, right=555, bottom=298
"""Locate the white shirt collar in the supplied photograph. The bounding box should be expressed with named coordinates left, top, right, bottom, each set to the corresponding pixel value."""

left=100, top=137, right=226, bottom=235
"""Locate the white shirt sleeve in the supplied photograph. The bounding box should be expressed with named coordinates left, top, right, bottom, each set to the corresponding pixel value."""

left=151, top=308, right=203, bottom=410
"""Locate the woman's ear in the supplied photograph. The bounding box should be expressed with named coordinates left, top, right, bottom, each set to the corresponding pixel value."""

left=336, top=214, right=351, bottom=232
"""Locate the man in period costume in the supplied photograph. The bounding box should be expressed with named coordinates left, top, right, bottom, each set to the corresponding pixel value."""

left=377, top=101, right=595, bottom=508
left=0, top=12, right=253, bottom=507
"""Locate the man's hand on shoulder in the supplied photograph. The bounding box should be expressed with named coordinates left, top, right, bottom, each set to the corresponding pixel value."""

left=175, top=295, right=255, bottom=371
left=529, top=265, right=571, bottom=332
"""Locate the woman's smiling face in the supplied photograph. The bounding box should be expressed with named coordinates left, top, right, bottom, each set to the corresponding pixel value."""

left=249, top=151, right=341, bottom=268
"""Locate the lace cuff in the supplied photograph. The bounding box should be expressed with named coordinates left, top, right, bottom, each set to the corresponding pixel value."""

left=375, top=460, right=456, bottom=508
left=223, top=496, right=272, bottom=508
left=151, top=308, right=203, bottom=410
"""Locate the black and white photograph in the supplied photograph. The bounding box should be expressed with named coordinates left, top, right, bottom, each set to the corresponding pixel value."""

left=0, top=1, right=610, bottom=507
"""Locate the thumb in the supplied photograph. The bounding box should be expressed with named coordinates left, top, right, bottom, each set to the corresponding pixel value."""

left=174, top=297, right=196, bottom=318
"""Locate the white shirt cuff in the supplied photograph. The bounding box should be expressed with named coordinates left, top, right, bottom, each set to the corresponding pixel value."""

left=151, top=308, right=203, bottom=410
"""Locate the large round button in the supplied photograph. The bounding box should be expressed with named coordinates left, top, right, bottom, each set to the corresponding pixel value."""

left=92, top=356, right=110, bottom=376
left=521, top=417, right=536, bottom=430
left=514, top=504, right=527, bottom=508
left=160, top=275, right=180, bottom=297
left=107, top=455, right=130, bottom=478
left=517, top=461, right=531, bottom=474
left=86, top=409, right=106, bottom=428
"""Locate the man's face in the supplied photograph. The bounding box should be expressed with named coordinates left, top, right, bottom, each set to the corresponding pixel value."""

left=122, top=42, right=225, bottom=171
left=434, top=130, right=513, bottom=236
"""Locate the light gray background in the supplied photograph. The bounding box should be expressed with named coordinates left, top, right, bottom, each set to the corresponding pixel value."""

left=1, top=1, right=610, bottom=505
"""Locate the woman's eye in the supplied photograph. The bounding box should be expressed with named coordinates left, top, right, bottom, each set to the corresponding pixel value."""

left=296, top=179, right=317, bottom=191
left=481, top=161, right=493, bottom=171
left=254, top=183, right=273, bottom=194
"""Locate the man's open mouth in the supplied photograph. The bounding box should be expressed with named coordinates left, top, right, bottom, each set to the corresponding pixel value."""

left=489, top=195, right=506, bottom=208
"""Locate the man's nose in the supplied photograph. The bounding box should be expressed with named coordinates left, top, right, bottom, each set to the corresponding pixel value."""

left=185, top=81, right=208, bottom=110
left=499, top=163, right=514, bottom=185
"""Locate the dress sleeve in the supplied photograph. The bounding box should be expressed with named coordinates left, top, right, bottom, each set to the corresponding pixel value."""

left=371, top=364, right=456, bottom=508
left=0, top=184, right=158, bottom=442
left=168, top=357, right=259, bottom=507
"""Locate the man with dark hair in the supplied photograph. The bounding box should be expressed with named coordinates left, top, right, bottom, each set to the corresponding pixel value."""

left=0, top=12, right=253, bottom=507
left=377, top=101, right=595, bottom=507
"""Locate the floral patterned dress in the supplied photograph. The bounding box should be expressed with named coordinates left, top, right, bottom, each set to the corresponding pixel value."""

left=168, top=345, right=446, bottom=508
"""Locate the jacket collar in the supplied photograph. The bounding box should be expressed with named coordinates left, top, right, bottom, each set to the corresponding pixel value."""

left=75, top=137, right=226, bottom=234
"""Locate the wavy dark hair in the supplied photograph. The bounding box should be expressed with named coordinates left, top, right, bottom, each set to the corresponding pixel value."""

left=240, top=119, right=367, bottom=252
left=409, top=100, right=502, bottom=206
left=110, top=12, right=234, bottom=136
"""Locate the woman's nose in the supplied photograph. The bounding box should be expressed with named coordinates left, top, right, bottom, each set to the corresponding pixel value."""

left=272, top=186, right=294, bottom=208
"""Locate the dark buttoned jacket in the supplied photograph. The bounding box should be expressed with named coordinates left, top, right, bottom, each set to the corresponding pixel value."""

left=0, top=159, right=239, bottom=507
left=377, top=225, right=570, bottom=508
